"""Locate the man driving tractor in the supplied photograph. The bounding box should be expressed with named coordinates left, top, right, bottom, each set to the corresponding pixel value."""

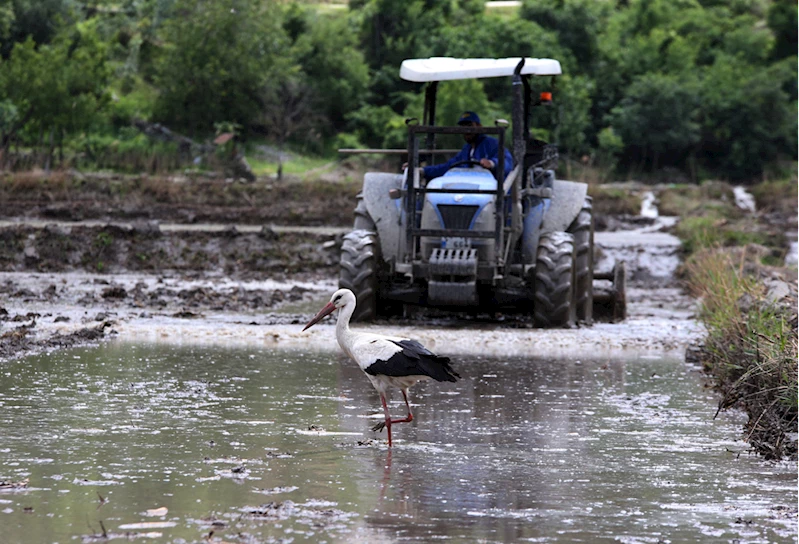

left=422, top=111, right=514, bottom=180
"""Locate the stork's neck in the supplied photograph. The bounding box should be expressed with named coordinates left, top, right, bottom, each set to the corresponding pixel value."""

left=335, top=299, right=356, bottom=352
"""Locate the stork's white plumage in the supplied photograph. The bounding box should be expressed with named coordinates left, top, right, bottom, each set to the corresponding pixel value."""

left=303, top=289, right=459, bottom=447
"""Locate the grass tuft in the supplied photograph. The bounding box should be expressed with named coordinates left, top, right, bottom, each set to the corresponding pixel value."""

left=684, top=247, right=798, bottom=460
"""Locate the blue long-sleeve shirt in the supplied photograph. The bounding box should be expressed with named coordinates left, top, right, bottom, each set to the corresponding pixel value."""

left=423, top=134, right=514, bottom=180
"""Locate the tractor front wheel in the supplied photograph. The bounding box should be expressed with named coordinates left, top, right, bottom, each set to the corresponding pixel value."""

left=533, top=231, right=577, bottom=328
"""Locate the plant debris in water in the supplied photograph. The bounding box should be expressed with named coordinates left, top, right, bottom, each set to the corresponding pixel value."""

left=0, top=478, right=29, bottom=491
left=0, top=320, right=111, bottom=361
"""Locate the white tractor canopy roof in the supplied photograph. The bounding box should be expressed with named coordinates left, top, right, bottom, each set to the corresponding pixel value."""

left=399, top=57, right=562, bottom=82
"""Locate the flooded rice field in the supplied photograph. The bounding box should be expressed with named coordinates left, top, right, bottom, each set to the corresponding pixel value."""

left=1, top=342, right=795, bottom=543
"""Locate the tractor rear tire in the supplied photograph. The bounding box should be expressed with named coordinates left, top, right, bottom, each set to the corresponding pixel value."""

left=533, top=231, right=577, bottom=328
left=569, top=197, right=594, bottom=325
left=339, top=229, right=381, bottom=322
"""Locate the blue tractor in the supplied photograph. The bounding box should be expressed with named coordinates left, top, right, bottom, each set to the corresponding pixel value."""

left=339, top=57, right=626, bottom=327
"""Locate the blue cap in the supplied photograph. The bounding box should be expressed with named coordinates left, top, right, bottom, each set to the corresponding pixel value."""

left=457, top=111, right=480, bottom=125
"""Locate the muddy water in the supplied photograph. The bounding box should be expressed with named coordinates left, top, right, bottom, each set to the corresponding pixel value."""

left=1, top=344, right=795, bottom=543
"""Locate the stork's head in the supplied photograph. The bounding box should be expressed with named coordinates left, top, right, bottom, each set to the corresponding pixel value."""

left=302, top=288, right=355, bottom=331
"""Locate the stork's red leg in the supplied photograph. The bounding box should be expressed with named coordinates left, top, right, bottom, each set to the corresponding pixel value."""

left=372, top=391, right=415, bottom=445
left=373, top=392, right=415, bottom=426
left=380, top=394, right=392, bottom=447
left=389, top=389, right=414, bottom=424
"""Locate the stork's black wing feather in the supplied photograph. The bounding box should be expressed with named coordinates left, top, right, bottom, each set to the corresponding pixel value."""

left=364, top=339, right=460, bottom=382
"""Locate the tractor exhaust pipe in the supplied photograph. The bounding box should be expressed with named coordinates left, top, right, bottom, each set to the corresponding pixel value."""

left=506, top=59, right=526, bottom=269
left=512, top=58, right=525, bottom=160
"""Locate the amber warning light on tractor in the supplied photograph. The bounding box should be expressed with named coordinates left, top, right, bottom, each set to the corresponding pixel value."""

left=540, top=91, right=552, bottom=104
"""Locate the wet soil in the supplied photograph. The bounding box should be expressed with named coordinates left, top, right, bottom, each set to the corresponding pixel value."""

left=0, top=223, right=341, bottom=279
left=0, top=172, right=361, bottom=227
left=0, top=171, right=724, bottom=361
left=0, top=319, right=110, bottom=361
left=0, top=217, right=701, bottom=363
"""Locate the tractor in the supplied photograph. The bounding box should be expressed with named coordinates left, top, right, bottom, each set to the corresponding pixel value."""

left=339, top=57, right=626, bottom=327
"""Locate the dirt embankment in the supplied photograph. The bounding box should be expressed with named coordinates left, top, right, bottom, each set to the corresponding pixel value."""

left=0, top=225, right=345, bottom=362
left=0, top=171, right=360, bottom=227
left=0, top=223, right=340, bottom=278
left=0, top=173, right=359, bottom=359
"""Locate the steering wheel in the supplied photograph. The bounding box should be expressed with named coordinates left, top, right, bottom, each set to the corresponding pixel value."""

left=448, top=159, right=485, bottom=169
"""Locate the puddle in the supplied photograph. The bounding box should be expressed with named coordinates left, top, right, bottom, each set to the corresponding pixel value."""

left=0, top=343, right=795, bottom=542
left=733, top=186, right=757, bottom=213
left=640, top=191, right=659, bottom=218
left=787, top=241, right=798, bottom=267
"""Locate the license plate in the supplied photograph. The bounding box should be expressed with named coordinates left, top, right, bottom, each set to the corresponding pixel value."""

left=443, top=237, right=470, bottom=249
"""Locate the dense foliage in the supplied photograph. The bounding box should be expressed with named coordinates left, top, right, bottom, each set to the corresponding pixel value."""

left=0, top=0, right=795, bottom=180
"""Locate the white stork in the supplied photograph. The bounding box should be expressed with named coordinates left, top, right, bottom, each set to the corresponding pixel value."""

left=303, top=288, right=459, bottom=447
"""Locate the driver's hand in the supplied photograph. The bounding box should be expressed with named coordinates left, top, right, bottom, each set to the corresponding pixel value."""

left=401, top=162, right=408, bottom=171
left=479, top=158, right=495, bottom=169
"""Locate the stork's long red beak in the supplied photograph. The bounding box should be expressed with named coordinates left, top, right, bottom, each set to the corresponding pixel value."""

left=303, top=301, right=337, bottom=331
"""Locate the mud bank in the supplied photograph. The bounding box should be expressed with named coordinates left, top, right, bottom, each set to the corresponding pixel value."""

left=0, top=214, right=702, bottom=362
left=0, top=223, right=341, bottom=278
left=0, top=268, right=702, bottom=360
left=0, top=173, right=361, bottom=227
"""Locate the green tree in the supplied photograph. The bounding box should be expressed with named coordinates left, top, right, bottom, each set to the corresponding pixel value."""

left=344, top=104, right=403, bottom=149
left=261, top=70, right=323, bottom=162
left=696, top=54, right=795, bottom=179
left=0, top=0, right=72, bottom=58
left=595, top=0, right=706, bottom=108
left=596, top=125, right=624, bottom=174
left=0, top=0, right=791, bottom=181
left=351, top=0, right=483, bottom=111
left=353, top=0, right=481, bottom=69
left=767, top=0, right=798, bottom=61
left=436, top=15, right=563, bottom=61
left=88, top=0, right=177, bottom=80
left=606, top=72, right=699, bottom=171
left=519, top=0, right=610, bottom=76
left=547, top=74, right=593, bottom=156
left=284, top=6, right=369, bottom=137
left=153, top=0, right=288, bottom=136
left=0, top=20, right=110, bottom=160
left=0, top=0, right=14, bottom=41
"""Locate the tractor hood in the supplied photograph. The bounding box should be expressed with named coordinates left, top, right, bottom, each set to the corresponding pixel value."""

left=426, top=168, right=497, bottom=208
